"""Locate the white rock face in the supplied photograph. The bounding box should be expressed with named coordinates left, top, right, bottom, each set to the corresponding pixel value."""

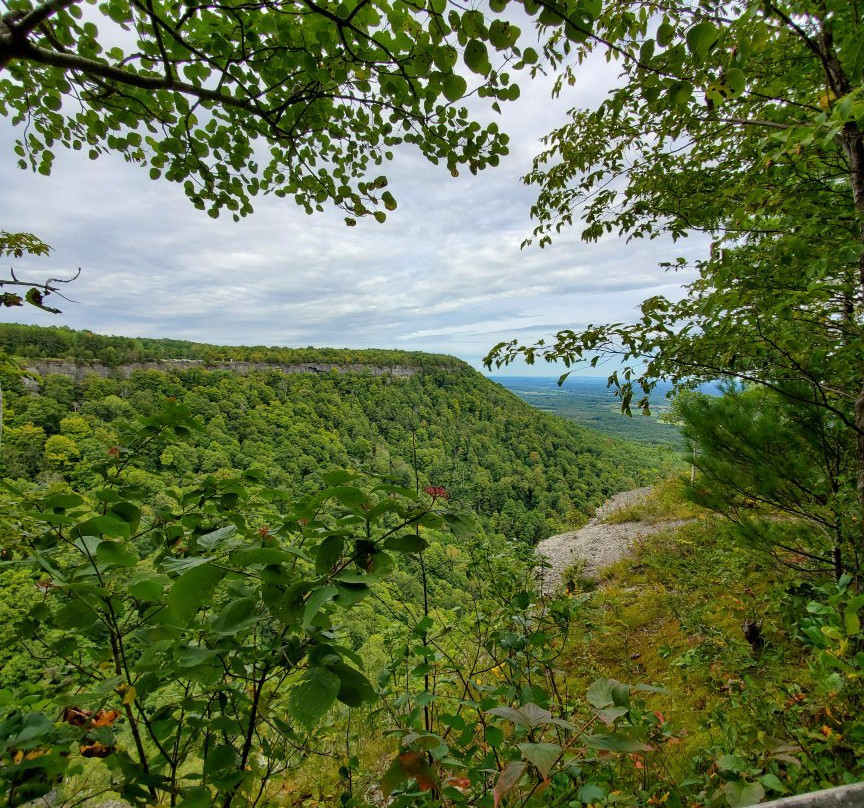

left=535, top=487, right=687, bottom=594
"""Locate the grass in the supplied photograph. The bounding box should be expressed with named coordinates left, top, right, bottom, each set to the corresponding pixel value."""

left=602, top=476, right=703, bottom=524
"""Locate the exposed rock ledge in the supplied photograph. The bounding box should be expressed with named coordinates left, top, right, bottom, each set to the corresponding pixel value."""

left=21, top=358, right=417, bottom=386
left=535, top=487, right=688, bottom=594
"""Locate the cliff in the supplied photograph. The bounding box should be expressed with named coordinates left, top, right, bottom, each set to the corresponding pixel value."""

left=21, top=358, right=417, bottom=386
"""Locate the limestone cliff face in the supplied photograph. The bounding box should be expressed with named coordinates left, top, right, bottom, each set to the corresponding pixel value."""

left=21, top=358, right=418, bottom=386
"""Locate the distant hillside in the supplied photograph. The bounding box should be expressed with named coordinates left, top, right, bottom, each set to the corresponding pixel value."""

left=0, top=325, right=680, bottom=544
left=0, top=323, right=461, bottom=369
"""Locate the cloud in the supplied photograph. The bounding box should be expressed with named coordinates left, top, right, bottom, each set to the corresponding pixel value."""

left=0, top=48, right=708, bottom=375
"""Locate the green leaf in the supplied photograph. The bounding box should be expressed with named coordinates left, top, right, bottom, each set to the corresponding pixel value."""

left=74, top=515, right=130, bottom=539
left=167, top=563, right=227, bottom=625
left=95, top=540, right=139, bottom=568
left=210, top=597, right=258, bottom=635
left=518, top=742, right=560, bottom=778
left=176, top=645, right=221, bottom=667
left=442, top=74, right=467, bottom=102
left=203, top=744, right=237, bottom=776
left=723, top=781, right=765, bottom=808
left=128, top=573, right=168, bottom=602
left=464, top=39, right=490, bottom=74
left=315, top=535, right=344, bottom=574
left=656, top=21, right=675, bottom=47
left=686, top=20, right=718, bottom=60
left=197, top=525, right=236, bottom=550
left=108, top=501, right=141, bottom=525
left=383, top=534, right=429, bottom=553
left=485, top=725, right=504, bottom=748
left=303, top=585, right=339, bottom=627
left=332, top=662, right=376, bottom=706
left=54, top=600, right=96, bottom=630
left=290, top=666, right=340, bottom=727
left=42, top=493, right=84, bottom=511
left=444, top=511, right=477, bottom=539
left=586, top=677, right=627, bottom=709
left=759, top=773, right=787, bottom=794
left=232, top=547, right=311, bottom=566
left=176, top=787, right=212, bottom=808
left=723, top=68, right=746, bottom=98
left=329, top=486, right=367, bottom=510
left=489, top=19, right=517, bottom=49
left=717, top=755, right=746, bottom=773
left=584, top=733, right=652, bottom=753
left=844, top=609, right=861, bottom=635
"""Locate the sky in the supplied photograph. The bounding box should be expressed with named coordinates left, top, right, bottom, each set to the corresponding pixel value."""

left=0, top=35, right=709, bottom=376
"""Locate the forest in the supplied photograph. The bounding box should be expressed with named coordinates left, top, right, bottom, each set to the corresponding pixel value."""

left=2, top=0, right=864, bottom=804
left=0, top=326, right=862, bottom=808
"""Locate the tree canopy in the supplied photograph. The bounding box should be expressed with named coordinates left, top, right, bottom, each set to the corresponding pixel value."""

left=485, top=0, right=864, bottom=527
left=0, top=0, right=530, bottom=221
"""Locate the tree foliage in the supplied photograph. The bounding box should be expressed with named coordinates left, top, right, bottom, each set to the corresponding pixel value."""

left=0, top=325, right=677, bottom=544
left=0, top=0, right=529, bottom=221
left=488, top=0, right=864, bottom=403
left=484, top=0, right=864, bottom=571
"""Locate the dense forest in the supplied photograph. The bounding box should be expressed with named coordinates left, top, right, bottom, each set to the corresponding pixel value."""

left=3, top=0, right=864, bottom=802
left=0, top=325, right=460, bottom=369
left=1, top=326, right=862, bottom=808
left=0, top=325, right=676, bottom=545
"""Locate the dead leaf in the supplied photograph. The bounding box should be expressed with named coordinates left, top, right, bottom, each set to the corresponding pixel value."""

left=80, top=741, right=114, bottom=758
left=63, top=707, right=93, bottom=726
left=90, top=709, right=121, bottom=728
left=494, top=761, right=526, bottom=807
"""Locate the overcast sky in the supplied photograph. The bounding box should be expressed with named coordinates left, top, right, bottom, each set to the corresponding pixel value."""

left=0, top=46, right=707, bottom=376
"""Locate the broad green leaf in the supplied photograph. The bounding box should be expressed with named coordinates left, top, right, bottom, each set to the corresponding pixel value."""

left=108, top=501, right=141, bottom=525
left=128, top=573, right=168, bottom=602
left=96, top=540, right=138, bottom=568
left=303, top=585, right=339, bottom=627
left=383, top=534, right=429, bottom=553
left=290, top=666, right=340, bottom=726
left=686, top=20, right=718, bottom=60
left=197, top=525, right=236, bottom=550
left=518, top=742, right=560, bottom=778
left=586, top=677, right=627, bottom=709
left=210, top=597, right=258, bottom=635
left=759, top=773, right=787, bottom=794
left=167, top=563, right=227, bottom=625
left=332, top=662, right=376, bottom=706
left=585, top=733, right=652, bottom=753
left=723, top=68, right=746, bottom=98
left=232, top=546, right=311, bottom=566
left=42, top=493, right=85, bottom=511
left=444, top=512, right=477, bottom=539
left=203, top=744, right=237, bottom=776
left=329, top=486, right=367, bottom=510
left=176, top=787, right=212, bottom=808
left=176, top=645, right=221, bottom=667
left=656, top=21, right=675, bottom=47
left=464, top=40, right=490, bottom=75
left=315, top=535, right=344, bottom=574
left=442, top=74, right=467, bottom=102
left=724, top=781, right=765, bottom=808
left=489, top=19, right=518, bottom=49
left=485, top=725, right=504, bottom=747
left=53, top=600, right=97, bottom=630
left=74, top=515, right=130, bottom=539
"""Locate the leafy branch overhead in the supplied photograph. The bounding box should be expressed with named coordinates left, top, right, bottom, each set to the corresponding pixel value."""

left=486, top=0, right=864, bottom=446
left=0, top=0, right=529, bottom=221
